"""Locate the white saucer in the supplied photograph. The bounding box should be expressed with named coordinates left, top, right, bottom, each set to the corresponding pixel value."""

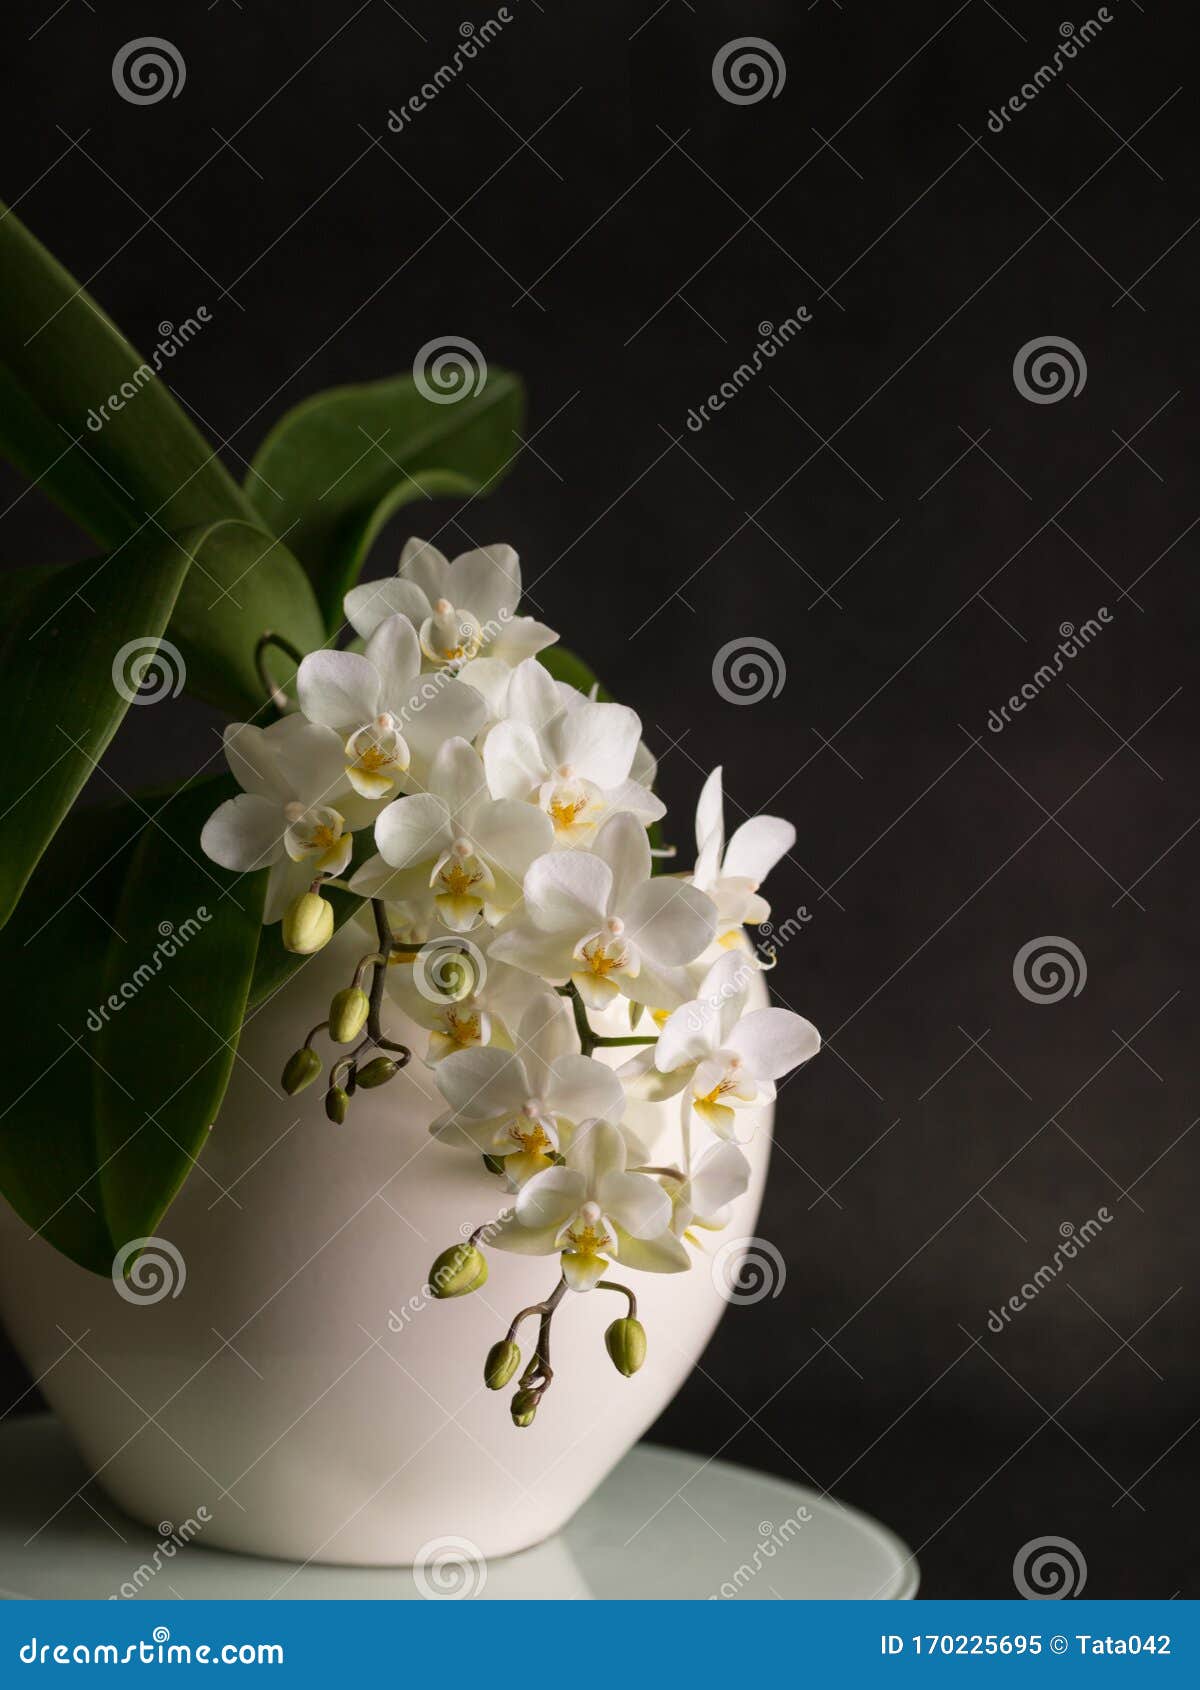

left=0, top=1416, right=918, bottom=1600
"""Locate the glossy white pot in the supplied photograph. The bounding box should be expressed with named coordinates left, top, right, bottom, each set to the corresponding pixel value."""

left=0, top=930, right=772, bottom=1567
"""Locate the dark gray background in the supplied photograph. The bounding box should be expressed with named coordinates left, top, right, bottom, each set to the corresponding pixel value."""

left=2, top=0, right=1197, bottom=1598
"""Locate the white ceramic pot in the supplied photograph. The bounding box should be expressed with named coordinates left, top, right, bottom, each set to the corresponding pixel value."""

left=0, top=929, right=773, bottom=1567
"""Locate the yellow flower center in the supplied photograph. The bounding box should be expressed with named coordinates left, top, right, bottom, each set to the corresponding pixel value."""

left=565, top=1222, right=607, bottom=1255
left=440, top=862, right=481, bottom=898
left=508, top=1120, right=553, bottom=1154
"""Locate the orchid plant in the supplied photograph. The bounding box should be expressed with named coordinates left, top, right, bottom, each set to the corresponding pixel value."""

left=197, top=538, right=822, bottom=1424
left=0, top=204, right=819, bottom=1426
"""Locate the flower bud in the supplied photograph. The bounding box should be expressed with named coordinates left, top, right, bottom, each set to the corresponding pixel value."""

left=283, top=891, right=333, bottom=955
left=281, top=1047, right=321, bottom=1095
left=429, top=1242, right=488, bottom=1299
left=510, top=1388, right=540, bottom=1428
left=605, top=1316, right=646, bottom=1377
left=356, top=1056, right=398, bottom=1088
left=329, top=986, right=369, bottom=1044
left=325, top=1085, right=349, bottom=1125
left=484, top=1339, right=521, bottom=1391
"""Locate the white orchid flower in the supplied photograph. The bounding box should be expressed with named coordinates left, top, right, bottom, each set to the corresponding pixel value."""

left=200, top=715, right=366, bottom=922
left=343, top=539, right=557, bottom=678
left=491, top=812, right=717, bottom=1011
left=483, top=659, right=664, bottom=843
left=385, top=924, right=544, bottom=1064
left=621, top=949, right=820, bottom=1138
left=490, top=1117, right=674, bottom=1290
left=350, top=738, right=552, bottom=932
left=430, top=994, right=626, bottom=1186
left=616, top=1140, right=752, bottom=1273
left=297, top=611, right=485, bottom=796
left=692, top=766, right=795, bottom=942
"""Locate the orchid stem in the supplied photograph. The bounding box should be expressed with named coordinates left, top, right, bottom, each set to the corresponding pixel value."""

left=254, top=631, right=303, bottom=715
left=595, top=1280, right=638, bottom=1319
left=363, top=900, right=411, bottom=1061
left=558, top=982, right=658, bottom=1057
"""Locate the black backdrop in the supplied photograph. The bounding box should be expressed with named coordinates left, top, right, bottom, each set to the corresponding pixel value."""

left=2, top=0, right=1198, bottom=1599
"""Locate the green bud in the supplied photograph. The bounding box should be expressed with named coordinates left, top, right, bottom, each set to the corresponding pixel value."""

left=429, top=1242, right=488, bottom=1299
left=282, top=891, right=333, bottom=955
left=356, top=1056, right=398, bottom=1088
left=325, top=1085, right=350, bottom=1125
left=605, top=1316, right=647, bottom=1377
left=484, top=1339, right=521, bottom=1391
left=281, top=1046, right=321, bottom=1096
left=329, top=986, right=369, bottom=1044
left=510, top=1387, right=540, bottom=1428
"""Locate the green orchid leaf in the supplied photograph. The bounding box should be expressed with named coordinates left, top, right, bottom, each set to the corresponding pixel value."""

left=538, top=644, right=611, bottom=701
left=92, top=778, right=265, bottom=1255
left=0, top=778, right=264, bottom=1275
left=165, top=519, right=327, bottom=716
left=244, top=370, right=525, bottom=627
left=0, top=520, right=323, bottom=933
left=0, top=199, right=257, bottom=548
